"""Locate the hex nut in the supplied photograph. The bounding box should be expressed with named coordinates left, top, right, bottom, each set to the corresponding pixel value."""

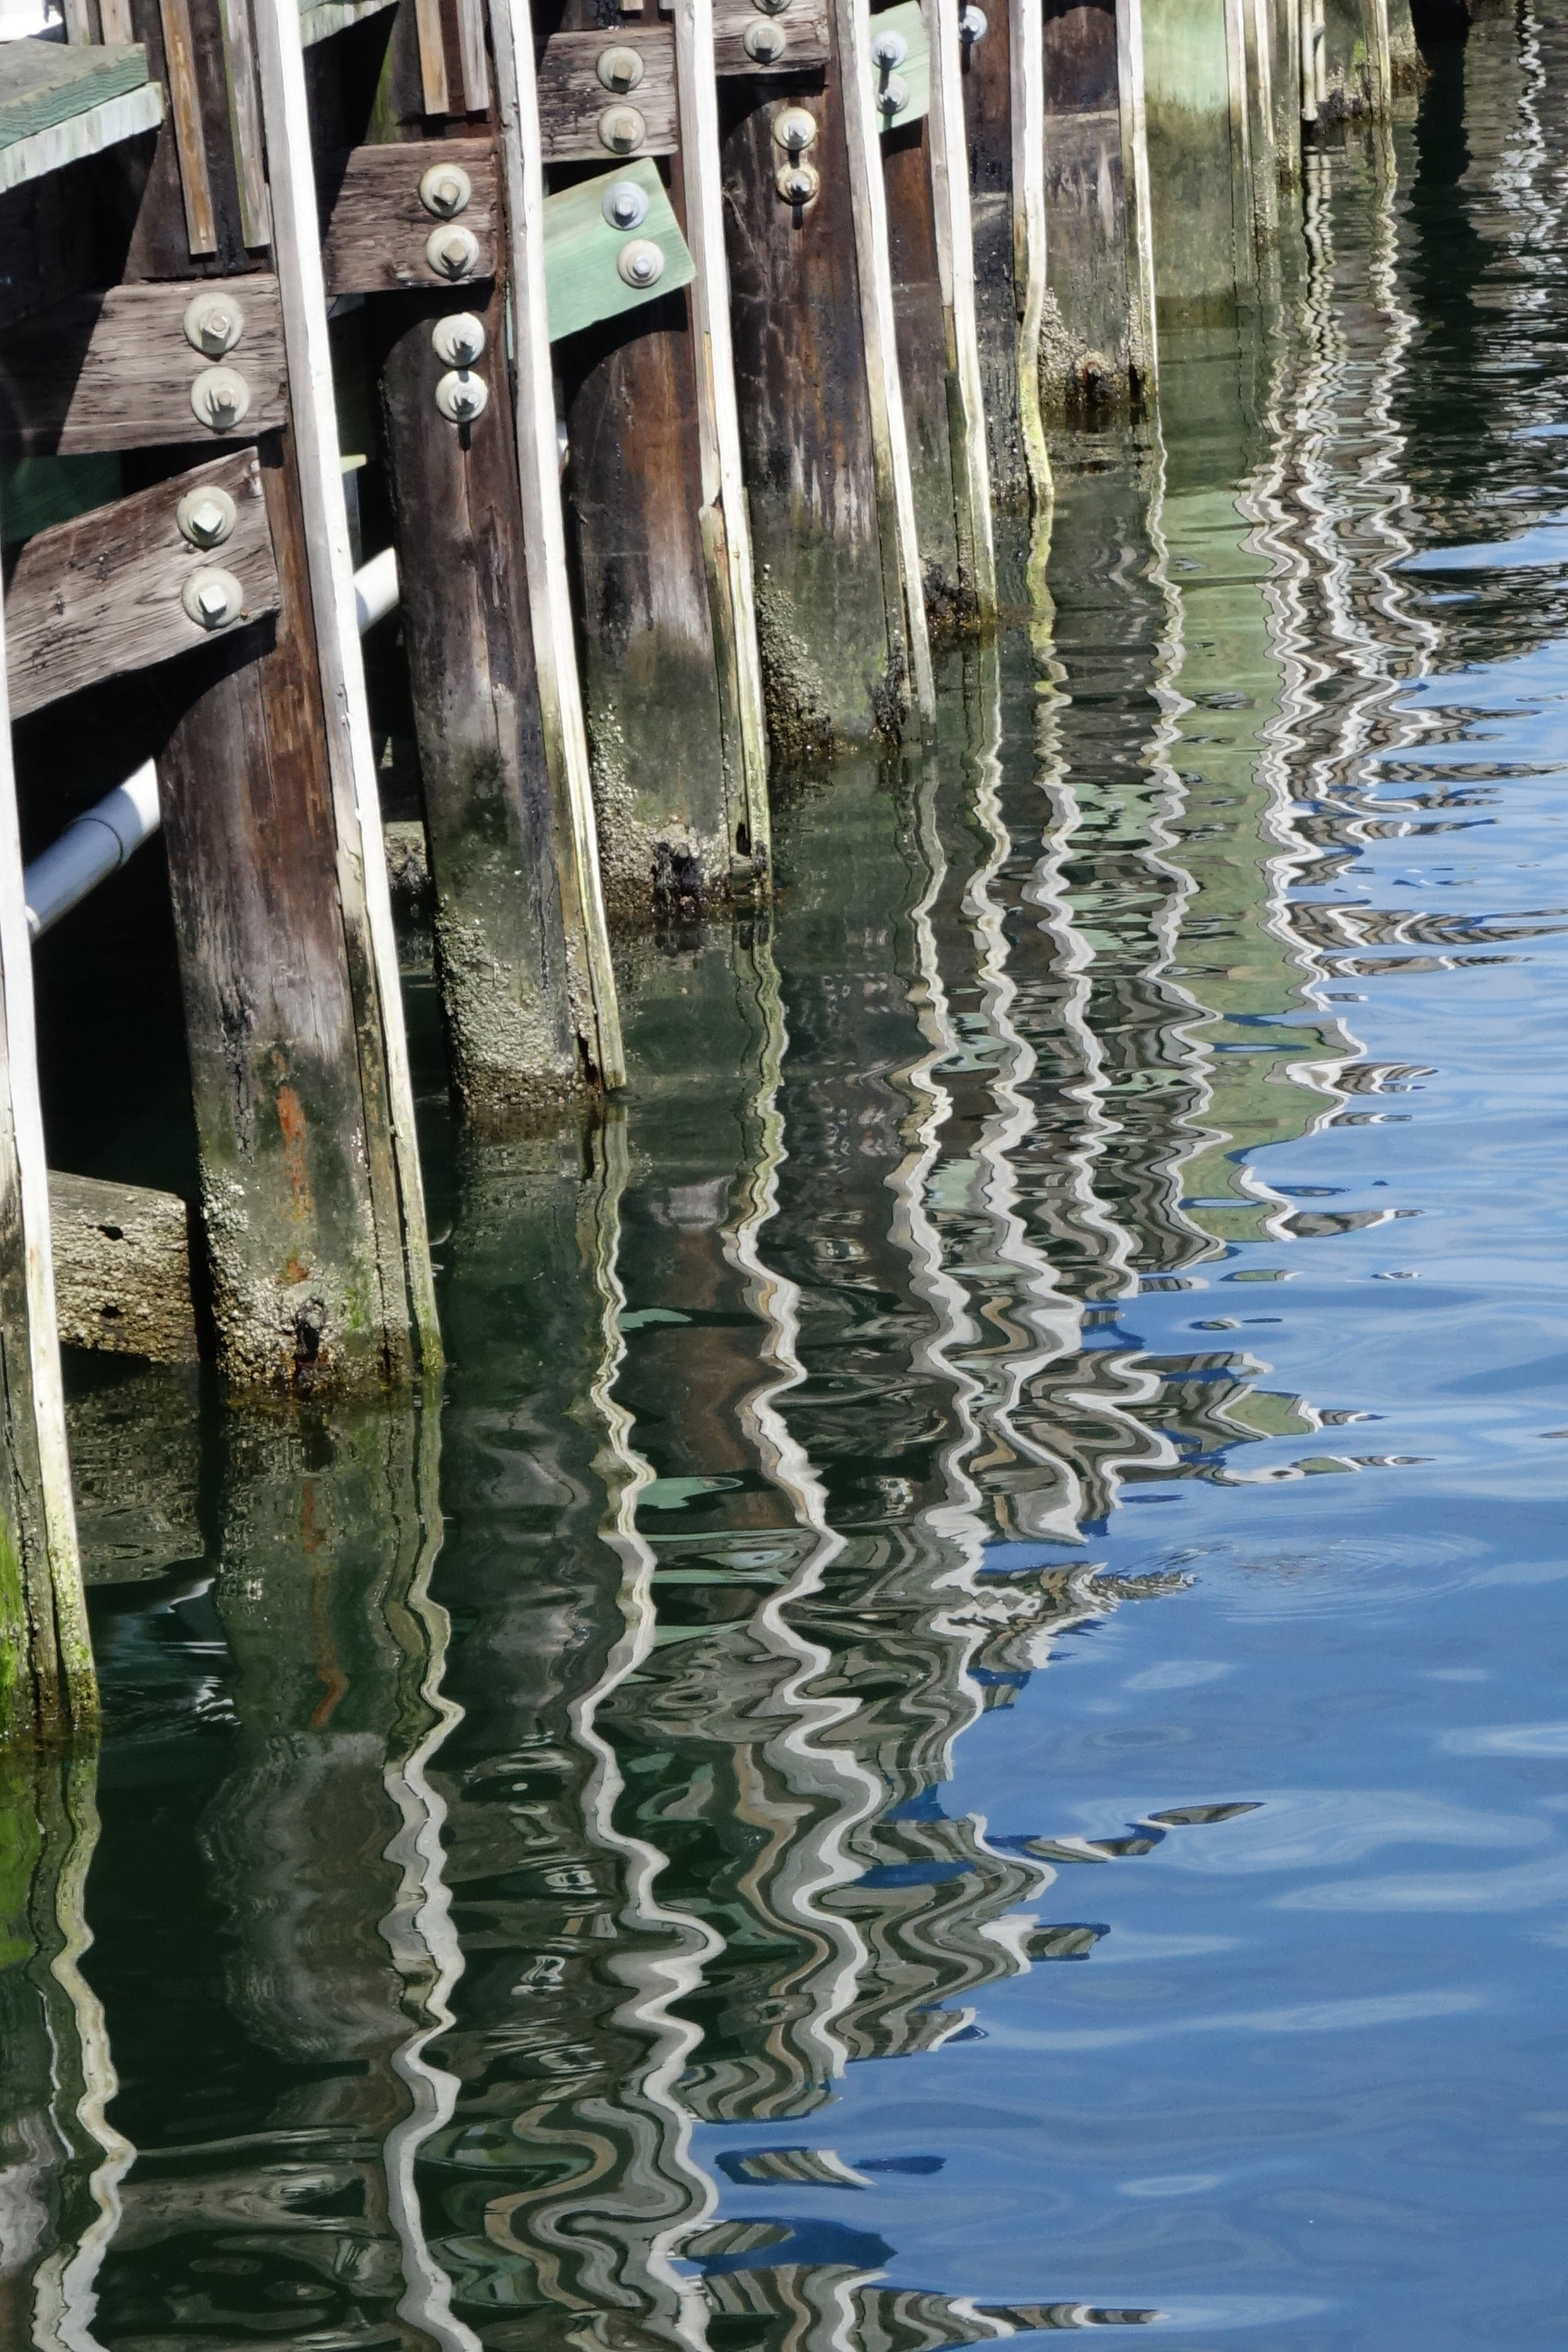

left=190, top=366, right=252, bottom=432
left=418, top=161, right=472, bottom=218
left=598, top=103, right=647, bottom=153
left=183, top=290, right=245, bottom=358
left=432, top=310, right=487, bottom=366
left=435, top=367, right=490, bottom=423
left=775, top=159, right=820, bottom=204
left=772, top=104, right=818, bottom=152
left=744, top=18, right=787, bottom=60
left=426, top=223, right=480, bottom=279
left=181, top=568, right=246, bottom=630
left=596, top=42, right=644, bottom=90
left=869, top=26, right=907, bottom=66
left=601, top=177, right=651, bottom=229
left=615, top=237, right=665, bottom=289
left=877, top=70, right=909, bottom=111
left=753, top=0, right=792, bottom=17
left=176, top=485, right=238, bottom=548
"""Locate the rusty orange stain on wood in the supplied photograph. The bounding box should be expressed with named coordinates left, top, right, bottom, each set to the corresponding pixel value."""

left=275, top=1083, right=315, bottom=1223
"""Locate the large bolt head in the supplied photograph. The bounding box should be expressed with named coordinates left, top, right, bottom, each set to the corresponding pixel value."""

left=958, top=3, right=987, bottom=37
left=432, top=310, right=487, bottom=367
left=869, top=26, right=908, bottom=67
left=419, top=161, right=473, bottom=217
left=596, top=42, right=644, bottom=90
left=744, top=18, right=787, bottom=60
left=183, top=290, right=245, bottom=357
left=426, top=223, right=480, bottom=279
left=775, top=158, right=820, bottom=205
left=877, top=71, right=909, bottom=112
left=190, top=365, right=252, bottom=432
left=598, top=103, right=647, bottom=153
left=176, top=484, right=238, bottom=548
left=772, top=103, right=818, bottom=152
left=601, top=177, right=651, bottom=229
left=435, top=367, right=490, bottom=424
left=181, top=567, right=245, bottom=630
left=615, top=237, right=665, bottom=289
left=753, top=0, right=792, bottom=17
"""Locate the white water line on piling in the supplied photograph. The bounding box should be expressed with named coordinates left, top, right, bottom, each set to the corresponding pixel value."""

left=24, top=551, right=401, bottom=941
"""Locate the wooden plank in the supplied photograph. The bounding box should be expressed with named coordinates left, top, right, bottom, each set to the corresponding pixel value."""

left=299, top=0, right=398, bottom=43
left=1116, top=0, right=1157, bottom=392
left=414, top=0, right=450, bottom=113
left=217, top=0, right=272, bottom=248
left=534, top=24, right=677, bottom=161
left=319, top=137, right=499, bottom=294
left=0, top=37, right=147, bottom=147
left=0, top=80, right=163, bottom=194
left=48, top=1172, right=199, bottom=1365
left=4, top=447, right=280, bottom=721
left=159, top=0, right=218, bottom=257
left=0, top=275, right=289, bottom=457
left=490, top=0, right=626, bottom=1083
left=922, top=0, right=995, bottom=614
left=101, top=0, right=137, bottom=38
left=0, top=498, right=93, bottom=1738
left=1010, top=0, right=1049, bottom=504
left=836, top=0, right=933, bottom=722
left=672, top=0, right=770, bottom=883
left=250, top=0, right=442, bottom=1372
left=712, top=0, right=829, bottom=74
left=541, top=157, right=692, bottom=342
left=455, top=0, right=490, bottom=109
left=867, top=0, right=929, bottom=125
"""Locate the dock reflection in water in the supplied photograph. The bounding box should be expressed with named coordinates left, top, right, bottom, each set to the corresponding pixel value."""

left=12, top=12, right=1568, bottom=2346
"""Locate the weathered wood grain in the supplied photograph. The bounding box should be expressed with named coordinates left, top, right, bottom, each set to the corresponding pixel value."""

left=159, top=0, right=218, bottom=253
left=0, top=36, right=147, bottom=147
left=300, top=0, right=398, bottom=45
left=1037, top=0, right=1157, bottom=406
left=0, top=275, right=289, bottom=456
left=923, top=0, right=995, bottom=612
left=319, top=137, right=499, bottom=294
left=216, top=0, right=270, bottom=246
left=711, top=0, right=829, bottom=75
left=0, top=80, right=164, bottom=194
left=48, top=1170, right=199, bottom=1364
left=534, top=25, right=677, bottom=160
left=4, top=447, right=279, bottom=721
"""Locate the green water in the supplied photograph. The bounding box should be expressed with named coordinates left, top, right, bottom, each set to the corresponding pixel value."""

left=9, top=11, right=1568, bottom=2346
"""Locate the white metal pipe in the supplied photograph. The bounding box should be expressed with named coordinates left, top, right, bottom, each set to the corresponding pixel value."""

left=23, top=551, right=401, bottom=941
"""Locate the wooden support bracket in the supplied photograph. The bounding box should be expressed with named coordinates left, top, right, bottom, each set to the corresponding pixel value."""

left=319, top=138, right=499, bottom=294
left=0, top=275, right=289, bottom=457
left=711, top=0, right=829, bottom=73
left=534, top=26, right=678, bottom=161
left=4, top=448, right=280, bottom=721
left=542, top=158, right=693, bottom=341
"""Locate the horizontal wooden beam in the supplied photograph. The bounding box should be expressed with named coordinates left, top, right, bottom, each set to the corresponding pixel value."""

left=49, top=1171, right=199, bottom=1365
left=0, top=37, right=149, bottom=147
left=534, top=27, right=677, bottom=164
left=318, top=139, right=499, bottom=296
left=711, top=0, right=829, bottom=75
left=0, top=82, right=165, bottom=196
left=0, top=274, right=287, bottom=457
left=300, top=0, right=399, bottom=43
left=5, top=447, right=280, bottom=719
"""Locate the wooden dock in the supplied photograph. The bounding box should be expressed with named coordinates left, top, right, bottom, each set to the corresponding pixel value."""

left=0, top=0, right=1412, bottom=1736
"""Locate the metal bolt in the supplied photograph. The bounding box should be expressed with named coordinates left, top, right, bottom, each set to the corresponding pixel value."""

left=426, top=223, right=480, bottom=279
left=176, top=485, right=238, bottom=548
left=418, top=161, right=473, bottom=218
left=601, top=177, right=650, bottom=229
left=190, top=366, right=252, bottom=432
left=596, top=42, right=644, bottom=90
left=598, top=103, right=647, bottom=152
left=183, top=290, right=245, bottom=358
left=877, top=70, right=909, bottom=112
left=615, top=237, right=665, bottom=289
left=775, top=158, right=819, bottom=205
left=869, top=26, right=907, bottom=68
left=432, top=310, right=487, bottom=366
left=958, top=2, right=987, bottom=39
left=181, top=568, right=245, bottom=630
left=772, top=104, right=818, bottom=152
left=753, top=0, right=792, bottom=16
left=743, top=18, right=787, bottom=60
left=435, top=368, right=490, bottom=424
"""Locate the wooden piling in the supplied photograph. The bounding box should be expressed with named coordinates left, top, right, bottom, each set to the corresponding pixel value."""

left=959, top=0, right=1049, bottom=513
left=718, top=0, right=924, bottom=758
left=1037, top=0, right=1158, bottom=414
left=1139, top=0, right=1271, bottom=318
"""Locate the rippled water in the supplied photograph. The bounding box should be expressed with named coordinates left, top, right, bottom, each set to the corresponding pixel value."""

left=9, top=14, right=1568, bottom=2348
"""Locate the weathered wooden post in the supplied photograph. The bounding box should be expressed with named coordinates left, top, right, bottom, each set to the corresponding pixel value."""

left=867, top=0, right=997, bottom=628
left=718, top=0, right=931, bottom=759
left=960, top=0, right=1049, bottom=515
left=0, top=572, right=93, bottom=1744
left=309, top=0, right=625, bottom=1116
left=1139, top=0, right=1274, bottom=317
left=1036, top=0, right=1158, bottom=413
left=0, top=0, right=442, bottom=1391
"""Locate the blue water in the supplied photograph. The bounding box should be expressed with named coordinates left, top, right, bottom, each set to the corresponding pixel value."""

left=8, top=16, right=1568, bottom=2351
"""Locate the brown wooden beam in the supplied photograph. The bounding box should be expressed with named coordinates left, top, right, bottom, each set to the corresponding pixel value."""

left=318, top=137, right=499, bottom=295
left=534, top=26, right=678, bottom=162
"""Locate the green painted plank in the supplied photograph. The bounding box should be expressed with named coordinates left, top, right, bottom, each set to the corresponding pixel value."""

left=0, top=38, right=148, bottom=151
left=543, top=159, right=696, bottom=346
left=871, top=0, right=930, bottom=132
